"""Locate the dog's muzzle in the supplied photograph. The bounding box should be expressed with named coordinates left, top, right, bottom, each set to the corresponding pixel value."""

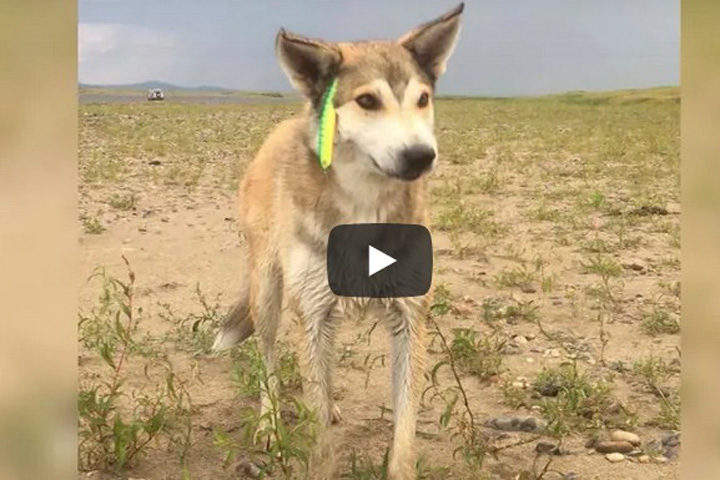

left=395, top=145, right=436, bottom=181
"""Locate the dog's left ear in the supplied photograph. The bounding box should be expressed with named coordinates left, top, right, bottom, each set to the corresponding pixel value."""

left=398, top=3, right=464, bottom=81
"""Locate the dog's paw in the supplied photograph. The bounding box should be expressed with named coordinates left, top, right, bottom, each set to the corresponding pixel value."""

left=388, top=453, right=415, bottom=480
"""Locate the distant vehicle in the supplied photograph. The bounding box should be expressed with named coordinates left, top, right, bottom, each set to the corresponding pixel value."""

left=147, top=88, right=165, bottom=101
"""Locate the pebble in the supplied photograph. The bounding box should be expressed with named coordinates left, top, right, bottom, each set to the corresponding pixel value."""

left=662, top=432, right=680, bottom=447
left=610, top=430, right=641, bottom=446
left=514, top=335, right=529, bottom=346
left=535, top=382, right=560, bottom=397
left=605, top=452, right=626, bottom=463
left=654, top=455, right=669, bottom=464
left=236, top=459, right=263, bottom=478
left=484, top=416, right=548, bottom=433
left=638, top=455, right=651, bottom=464
left=624, top=262, right=645, bottom=272
left=594, top=440, right=635, bottom=454
left=525, top=357, right=535, bottom=363
left=503, top=344, right=523, bottom=356
left=512, top=377, right=530, bottom=390
left=536, top=441, right=562, bottom=456
left=545, top=348, right=562, bottom=358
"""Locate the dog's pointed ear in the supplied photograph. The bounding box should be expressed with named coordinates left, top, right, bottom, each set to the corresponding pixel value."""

left=398, top=3, right=464, bottom=81
left=275, top=28, right=342, bottom=101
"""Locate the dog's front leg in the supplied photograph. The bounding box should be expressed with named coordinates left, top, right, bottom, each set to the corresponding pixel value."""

left=387, top=296, right=429, bottom=480
left=285, top=244, right=340, bottom=428
left=294, top=288, right=339, bottom=427
left=286, top=253, right=341, bottom=479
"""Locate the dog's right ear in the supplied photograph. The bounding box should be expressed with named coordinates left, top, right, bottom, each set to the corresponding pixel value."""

left=275, top=29, right=342, bottom=101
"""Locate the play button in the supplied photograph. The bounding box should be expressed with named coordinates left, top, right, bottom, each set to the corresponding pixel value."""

left=368, top=245, right=396, bottom=276
left=327, top=223, right=433, bottom=298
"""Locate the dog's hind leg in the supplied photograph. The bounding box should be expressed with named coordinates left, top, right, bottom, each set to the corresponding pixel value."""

left=386, top=296, right=429, bottom=480
left=251, top=254, right=284, bottom=440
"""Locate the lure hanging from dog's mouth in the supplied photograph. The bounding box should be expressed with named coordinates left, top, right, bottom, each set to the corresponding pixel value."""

left=317, top=78, right=338, bottom=172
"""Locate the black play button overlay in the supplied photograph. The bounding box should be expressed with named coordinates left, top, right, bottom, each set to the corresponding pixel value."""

left=327, top=223, right=433, bottom=298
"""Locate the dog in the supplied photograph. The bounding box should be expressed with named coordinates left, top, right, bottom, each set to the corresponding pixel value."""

left=212, top=4, right=464, bottom=478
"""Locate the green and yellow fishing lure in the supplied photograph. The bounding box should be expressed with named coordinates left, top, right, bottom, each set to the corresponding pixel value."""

left=316, top=78, right=338, bottom=172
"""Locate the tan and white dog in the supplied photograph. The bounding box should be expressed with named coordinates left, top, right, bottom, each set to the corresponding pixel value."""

left=213, top=4, right=464, bottom=478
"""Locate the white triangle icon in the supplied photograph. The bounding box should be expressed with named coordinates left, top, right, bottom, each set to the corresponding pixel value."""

left=368, top=245, right=396, bottom=276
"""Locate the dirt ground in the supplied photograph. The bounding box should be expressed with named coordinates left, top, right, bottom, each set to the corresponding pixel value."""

left=78, top=88, right=680, bottom=480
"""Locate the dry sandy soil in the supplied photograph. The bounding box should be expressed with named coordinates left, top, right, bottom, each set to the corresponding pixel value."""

left=78, top=88, right=680, bottom=480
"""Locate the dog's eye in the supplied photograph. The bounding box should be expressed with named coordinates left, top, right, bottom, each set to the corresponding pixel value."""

left=417, top=92, right=430, bottom=108
left=356, top=94, right=381, bottom=111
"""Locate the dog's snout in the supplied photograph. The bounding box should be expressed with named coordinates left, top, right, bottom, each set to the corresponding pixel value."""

left=396, top=145, right=436, bottom=180
left=402, top=145, right=436, bottom=169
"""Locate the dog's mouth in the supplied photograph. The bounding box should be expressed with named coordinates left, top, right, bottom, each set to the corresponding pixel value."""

left=368, top=156, right=427, bottom=182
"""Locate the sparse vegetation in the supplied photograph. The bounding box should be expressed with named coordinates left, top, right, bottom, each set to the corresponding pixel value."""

left=82, top=215, right=105, bottom=234
left=531, top=363, right=629, bottom=436
left=78, top=87, right=680, bottom=478
left=107, top=192, right=138, bottom=211
left=78, top=257, right=194, bottom=473
left=641, top=307, right=681, bottom=336
left=449, top=328, right=506, bottom=381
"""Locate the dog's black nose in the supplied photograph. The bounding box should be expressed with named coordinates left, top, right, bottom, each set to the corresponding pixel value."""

left=399, top=145, right=436, bottom=180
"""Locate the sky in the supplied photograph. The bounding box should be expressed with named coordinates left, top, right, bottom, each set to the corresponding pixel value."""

left=78, top=0, right=680, bottom=96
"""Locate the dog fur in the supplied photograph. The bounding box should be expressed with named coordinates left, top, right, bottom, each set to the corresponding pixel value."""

left=212, top=4, right=464, bottom=478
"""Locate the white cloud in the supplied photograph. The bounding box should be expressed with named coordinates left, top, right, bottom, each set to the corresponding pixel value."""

left=78, top=22, right=178, bottom=84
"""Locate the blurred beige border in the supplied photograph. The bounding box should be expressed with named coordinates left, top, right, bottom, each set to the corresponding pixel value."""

left=682, top=0, right=720, bottom=479
left=0, top=1, right=77, bottom=479
left=0, top=1, right=714, bottom=479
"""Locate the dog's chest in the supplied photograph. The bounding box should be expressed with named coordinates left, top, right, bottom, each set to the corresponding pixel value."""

left=339, top=202, right=388, bottom=224
left=337, top=296, right=394, bottom=320
left=333, top=180, right=398, bottom=226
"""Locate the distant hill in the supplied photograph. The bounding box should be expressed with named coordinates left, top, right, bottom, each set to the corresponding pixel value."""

left=77, top=81, right=302, bottom=100
left=438, top=86, right=679, bottom=104
left=78, top=81, right=239, bottom=93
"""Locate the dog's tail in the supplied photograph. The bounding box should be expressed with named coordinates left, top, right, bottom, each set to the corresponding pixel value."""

left=212, top=276, right=255, bottom=352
